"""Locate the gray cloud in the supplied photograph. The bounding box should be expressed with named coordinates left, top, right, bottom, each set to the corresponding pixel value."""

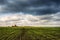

left=0, top=12, right=60, bottom=26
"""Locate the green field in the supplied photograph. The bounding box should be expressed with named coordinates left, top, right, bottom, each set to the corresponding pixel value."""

left=0, top=27, right=60, bottom=40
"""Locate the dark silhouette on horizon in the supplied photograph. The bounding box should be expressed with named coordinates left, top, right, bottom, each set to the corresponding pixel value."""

left=12, top=24, right=17, bottom=27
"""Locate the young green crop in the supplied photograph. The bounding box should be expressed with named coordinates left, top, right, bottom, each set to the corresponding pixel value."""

left=0, top=27, right=60, bottom=40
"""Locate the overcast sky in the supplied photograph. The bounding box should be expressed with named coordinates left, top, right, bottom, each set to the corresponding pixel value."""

left=0, top=0, right=60, bottom=26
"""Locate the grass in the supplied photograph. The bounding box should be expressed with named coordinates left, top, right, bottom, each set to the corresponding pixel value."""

left=0, top=27, right=60, bottom=40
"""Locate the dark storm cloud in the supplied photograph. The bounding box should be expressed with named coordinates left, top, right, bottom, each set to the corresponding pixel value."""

left=0, top=0, right=60, bottom=15
left=0, top=0, right=6, bottom=4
